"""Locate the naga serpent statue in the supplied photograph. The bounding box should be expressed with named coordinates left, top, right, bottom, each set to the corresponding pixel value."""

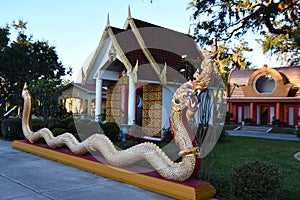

left=21, top=57, right=213, bottom=182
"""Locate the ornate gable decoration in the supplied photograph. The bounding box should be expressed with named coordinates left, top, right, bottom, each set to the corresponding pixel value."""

left=241, top=65, right=293, bottom=97
left=108, top=45, right=116, bottom=61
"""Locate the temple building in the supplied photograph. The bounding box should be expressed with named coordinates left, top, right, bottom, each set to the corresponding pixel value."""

left=74, top=8, right=204, bottom=138
left=59, top=82, right=106, bottom=120
left=227, top=64, right=300, bottom=127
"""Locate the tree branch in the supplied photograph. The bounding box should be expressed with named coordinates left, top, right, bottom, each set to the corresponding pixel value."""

left=278, top=0, right=299, bottom=12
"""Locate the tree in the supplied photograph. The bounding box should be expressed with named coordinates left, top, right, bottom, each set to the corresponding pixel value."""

left=188, top=0, right=300, bottom=65
left=258, top=29, right=300, bottom=65
left=0, top=20, right=71, bottom=118
left=202, top=39, right=252, bottom=84
left=30, top=78, right=68, bottom=127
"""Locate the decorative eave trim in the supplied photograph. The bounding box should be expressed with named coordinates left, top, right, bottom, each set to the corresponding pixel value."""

left=83, top=28, right=109, bottom=85
left=128, top=18, right=167, bottom=84
left=106, top=26, right=133, bottom=72
left=123, top=6, right=132, bottom=29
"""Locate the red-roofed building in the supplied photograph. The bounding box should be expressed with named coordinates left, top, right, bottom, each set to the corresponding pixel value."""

left=75, top=8, right=204, bottom=138
left=227, top=64, right=300, bottom=127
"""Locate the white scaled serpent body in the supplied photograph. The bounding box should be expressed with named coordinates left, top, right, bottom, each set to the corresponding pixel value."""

left=21, top=60, right=212, bottom=181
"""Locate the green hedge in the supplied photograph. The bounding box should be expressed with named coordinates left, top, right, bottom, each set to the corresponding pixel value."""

left=49, top=121, right=65, bottom=130
left=0, top=119, right=3, bottom=137
left=67, top=121, right=77, bottom=134
left=0, top=116, right=121, bottom=143
left=1, top=118, right=24, bottom=140
left=52, top=128, right=67, bottom=137
left=100, top=122, right=120, bottom=142
left=60, top=116, right=74, bottom=126
left=31, top=118, right=44, bottom=132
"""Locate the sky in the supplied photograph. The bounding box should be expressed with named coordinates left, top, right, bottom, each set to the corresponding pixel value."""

left=0, top=0, right=278, bottom=81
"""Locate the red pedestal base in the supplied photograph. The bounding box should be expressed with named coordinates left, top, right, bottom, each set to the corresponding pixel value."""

left=12, top=140, right=216, bottom=200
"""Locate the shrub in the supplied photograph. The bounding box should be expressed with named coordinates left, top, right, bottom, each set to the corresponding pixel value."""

left=295, top=130, right=300, bottom=139
left=67, top=121, right=77, bottom=134
left=272, top=119, right=281, bottom=127
left=243, top=118, right=253, bottom=125
left=230, top=160, right=283, bottom=199
left=31, top=118, right=44, bottom=131
left=52, top=128, right=67, bottom=137
left=66, top=119, right=104, bottom=141
left=100, top=122, right=120, bottom=142
left=0, top=119, right=3, bottom=137
left=49, top=121, right=66, bottom=130
left=60, top=116, right=74, bottom=126
left=1, top=118, right=24, bottom=140
left=225, top=112, right=233, bottom=124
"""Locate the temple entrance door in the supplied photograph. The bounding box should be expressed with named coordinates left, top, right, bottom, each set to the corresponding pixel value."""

left=260, top=106, right=269, bottom=125
left=135, top=88, right=143, bottom=126
left=260, top=105, right=275, bottom=125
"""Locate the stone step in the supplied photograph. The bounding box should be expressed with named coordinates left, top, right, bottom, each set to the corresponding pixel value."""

left=234, top=126, right=273, bottom=133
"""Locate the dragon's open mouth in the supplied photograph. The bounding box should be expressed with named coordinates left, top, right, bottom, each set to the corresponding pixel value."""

left=184, top=91, right=199, bottom=110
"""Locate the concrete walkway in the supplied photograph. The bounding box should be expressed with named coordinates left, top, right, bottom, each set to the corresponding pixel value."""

left=226, top=130, right=299, bottom=141
left=0, top=140, right=173, bottom=200
left=1, top=131, right=298, bottom=200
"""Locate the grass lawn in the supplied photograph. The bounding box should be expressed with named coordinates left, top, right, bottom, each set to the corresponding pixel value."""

left=206, top=136, right=300, bottom=199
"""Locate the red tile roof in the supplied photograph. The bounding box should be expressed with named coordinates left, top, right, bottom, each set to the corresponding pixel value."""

left=73, top=83, right=106, bottom=93
left=229, top=66, right=300, bottom=86
left=229, top=66, right=300, bottom=97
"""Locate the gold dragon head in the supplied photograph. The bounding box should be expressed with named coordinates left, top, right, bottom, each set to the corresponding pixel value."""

left=171, top=57, right=213, bottom=122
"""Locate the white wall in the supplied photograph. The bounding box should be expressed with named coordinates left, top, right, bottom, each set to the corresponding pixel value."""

left=161, top=84, right=178, bottom=129
left=86, top=36, right=112, bottom=84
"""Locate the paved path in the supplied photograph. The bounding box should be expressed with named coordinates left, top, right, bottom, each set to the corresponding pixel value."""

left=0, top=140, right=173, bottom=200
left=1, top=131, right=298, bottom=200
left=226, top=130, right=299, bottom=141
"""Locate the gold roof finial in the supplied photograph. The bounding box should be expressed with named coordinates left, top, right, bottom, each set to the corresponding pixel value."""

left=106, top=13, right=110, bottom=28
left=128, top=5, right=132, bottom=19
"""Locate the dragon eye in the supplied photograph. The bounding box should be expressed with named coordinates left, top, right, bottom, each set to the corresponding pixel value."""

left=196, top=90, right=201, bottom=96
left=175, top=99, right=180, bottom=104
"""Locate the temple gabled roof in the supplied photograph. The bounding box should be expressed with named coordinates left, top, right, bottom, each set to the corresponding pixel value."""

left=62, top=82, right=106, bottom=94
left=82, top=8, right=204, bottom=85
left=131, top=18, right=161, bottom=28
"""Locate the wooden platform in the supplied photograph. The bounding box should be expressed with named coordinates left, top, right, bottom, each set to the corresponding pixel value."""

left=12, top=140, right=216, bottom=200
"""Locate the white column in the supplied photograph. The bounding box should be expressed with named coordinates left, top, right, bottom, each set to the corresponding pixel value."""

left=95, top=78, right=103, bottom=122
left=87, top=98, right=91, bottom=117
left=238, top=106, right=242, bottom=123
left=288, top=107, right=294, bottom=126
left=127, top=74, right=136, bottom=125
left=256, top=105, right=261, bottom=125
left=270, top=107, right=275, bottom=123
